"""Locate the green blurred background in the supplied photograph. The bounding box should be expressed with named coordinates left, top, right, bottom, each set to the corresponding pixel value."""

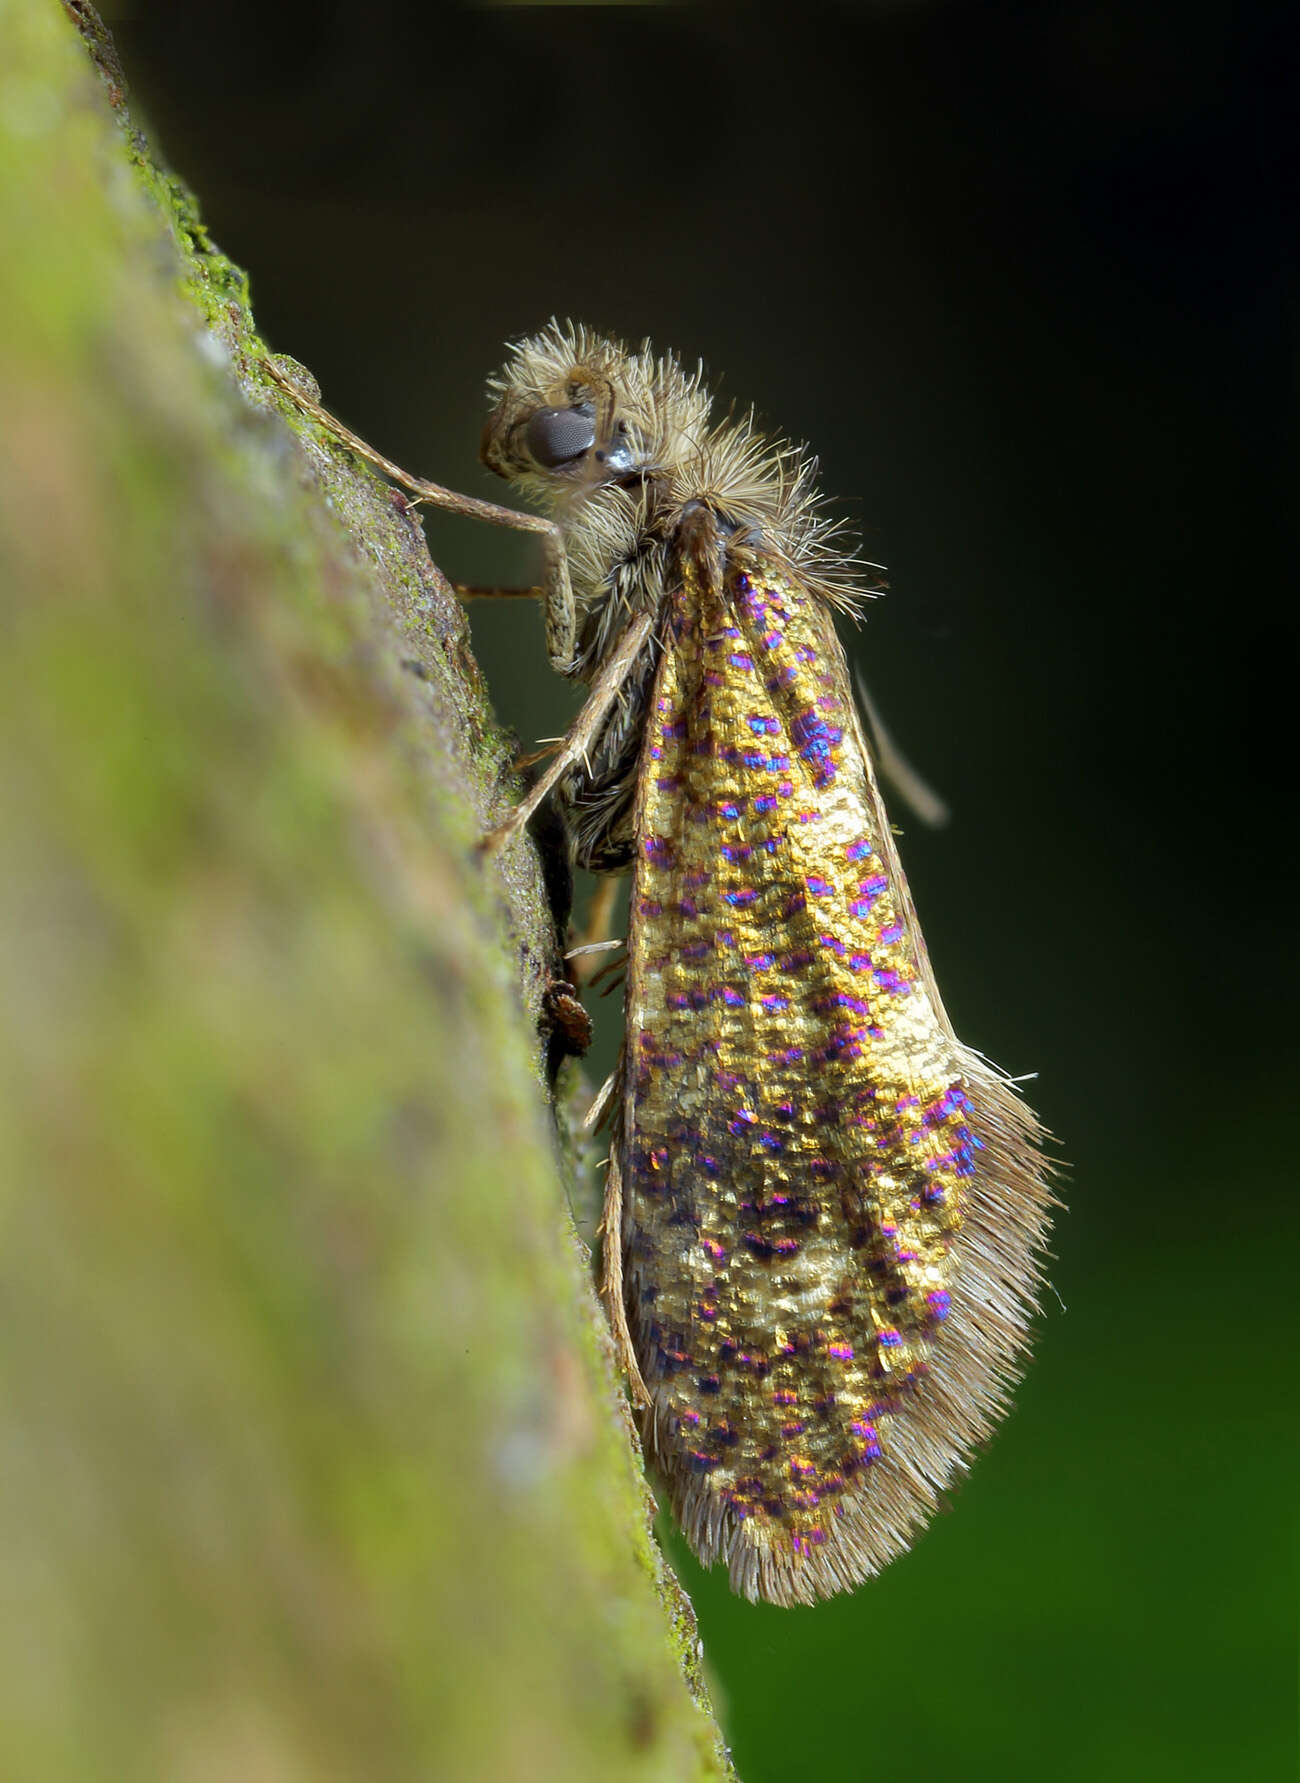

left=102, top=2, right=1294, bottom=1776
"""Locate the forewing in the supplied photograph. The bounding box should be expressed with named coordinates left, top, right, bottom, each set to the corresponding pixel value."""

left=619, top=516, right=1050, bottom=1605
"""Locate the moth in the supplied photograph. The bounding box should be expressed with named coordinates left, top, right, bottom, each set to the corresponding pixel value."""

left=268, top=323, right=1054, bottom=1606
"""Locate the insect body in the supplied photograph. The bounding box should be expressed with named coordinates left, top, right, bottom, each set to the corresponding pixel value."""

left=269, top=325, right=1054, bottom=1606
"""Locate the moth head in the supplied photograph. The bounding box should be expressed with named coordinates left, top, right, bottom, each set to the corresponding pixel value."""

left=481, top=319, right=712, bottom=502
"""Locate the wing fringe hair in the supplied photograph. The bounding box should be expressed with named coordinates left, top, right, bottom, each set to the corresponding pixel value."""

left=632, top=1063, right=1054, bottom=1605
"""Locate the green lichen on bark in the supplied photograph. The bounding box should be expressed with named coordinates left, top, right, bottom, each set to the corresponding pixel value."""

left=0, top=3, right=734, bottom=1777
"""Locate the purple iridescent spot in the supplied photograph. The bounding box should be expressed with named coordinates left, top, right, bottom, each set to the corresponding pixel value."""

left=644, top=835, right=672, bottom=862
left=806, top=875, right=834, bottom=898
left=845, top=838, right=873, bottom=862
left=719, top=985, right=744, bottom=1006
left=729, top=652, right=754, bottom=671
left=724, top=887, right=759, bottom=908
left=638, top=898, right=663, bottom=918
left=753, top=795, right=778, bottom=813
left=828, top=1343, right=855, bottom=1362
left=851, top=1422, right=882, bottom=1460
left=735, top=572, right=752, bottom=594
left=760, top=993, right=790, bottom=1012
left=877, top=1329, right=903, bottom=1348
left=747, top=713, right=781, bottom=735
left=656, top=773, right=681, bottom=793
left=878, top=922, right=903, bottom=945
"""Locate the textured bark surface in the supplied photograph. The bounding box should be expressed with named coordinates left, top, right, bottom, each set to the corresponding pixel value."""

left=0, top=4, right=733, bottom=1777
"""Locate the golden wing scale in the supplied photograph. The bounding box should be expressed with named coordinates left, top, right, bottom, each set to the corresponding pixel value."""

left=265, top=323, right=1054, bottom=1606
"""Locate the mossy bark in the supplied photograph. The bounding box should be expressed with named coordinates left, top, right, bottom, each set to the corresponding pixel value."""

left=0, top=4, right=733, bottom=1777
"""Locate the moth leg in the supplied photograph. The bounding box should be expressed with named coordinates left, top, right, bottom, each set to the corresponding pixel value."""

left=263, top=355, right=578, bottom=670
left=599, top=1142, right=650, bottom=1408
left=512, top=737, right=563, bottom=772
left=580, top=1068, right=619, bottom=1136
left=566, top=876, right=622, bottom=987
left=480, top=610, right=656, bottom=853
left=454, top=583, right=543, bottom=601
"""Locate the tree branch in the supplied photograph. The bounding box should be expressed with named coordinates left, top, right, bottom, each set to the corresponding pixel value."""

left=0, top=4, right=733, bottom=1776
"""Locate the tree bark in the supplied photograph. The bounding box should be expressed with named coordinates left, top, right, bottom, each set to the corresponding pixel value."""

left=0, top=4, right=733, bottom=1777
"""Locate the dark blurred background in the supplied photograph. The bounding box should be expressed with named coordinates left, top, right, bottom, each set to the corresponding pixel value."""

left=104, top=2, right=1294, bottom=1776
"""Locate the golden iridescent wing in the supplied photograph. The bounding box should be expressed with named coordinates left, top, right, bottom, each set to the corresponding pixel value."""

left=616, top=510, right=1050, bottom=1605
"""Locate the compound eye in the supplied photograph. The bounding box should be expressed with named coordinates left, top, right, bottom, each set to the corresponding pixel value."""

left=524, top=403, right=597, bottom=468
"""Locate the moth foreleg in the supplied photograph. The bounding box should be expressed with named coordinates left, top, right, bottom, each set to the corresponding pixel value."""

left=263, top=354, right=578, bottom=670
left=454, top=584, right=543, bottom=601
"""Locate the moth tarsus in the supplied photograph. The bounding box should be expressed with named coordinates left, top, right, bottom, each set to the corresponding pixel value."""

left=268, top=323, right=1055, bottom=1607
